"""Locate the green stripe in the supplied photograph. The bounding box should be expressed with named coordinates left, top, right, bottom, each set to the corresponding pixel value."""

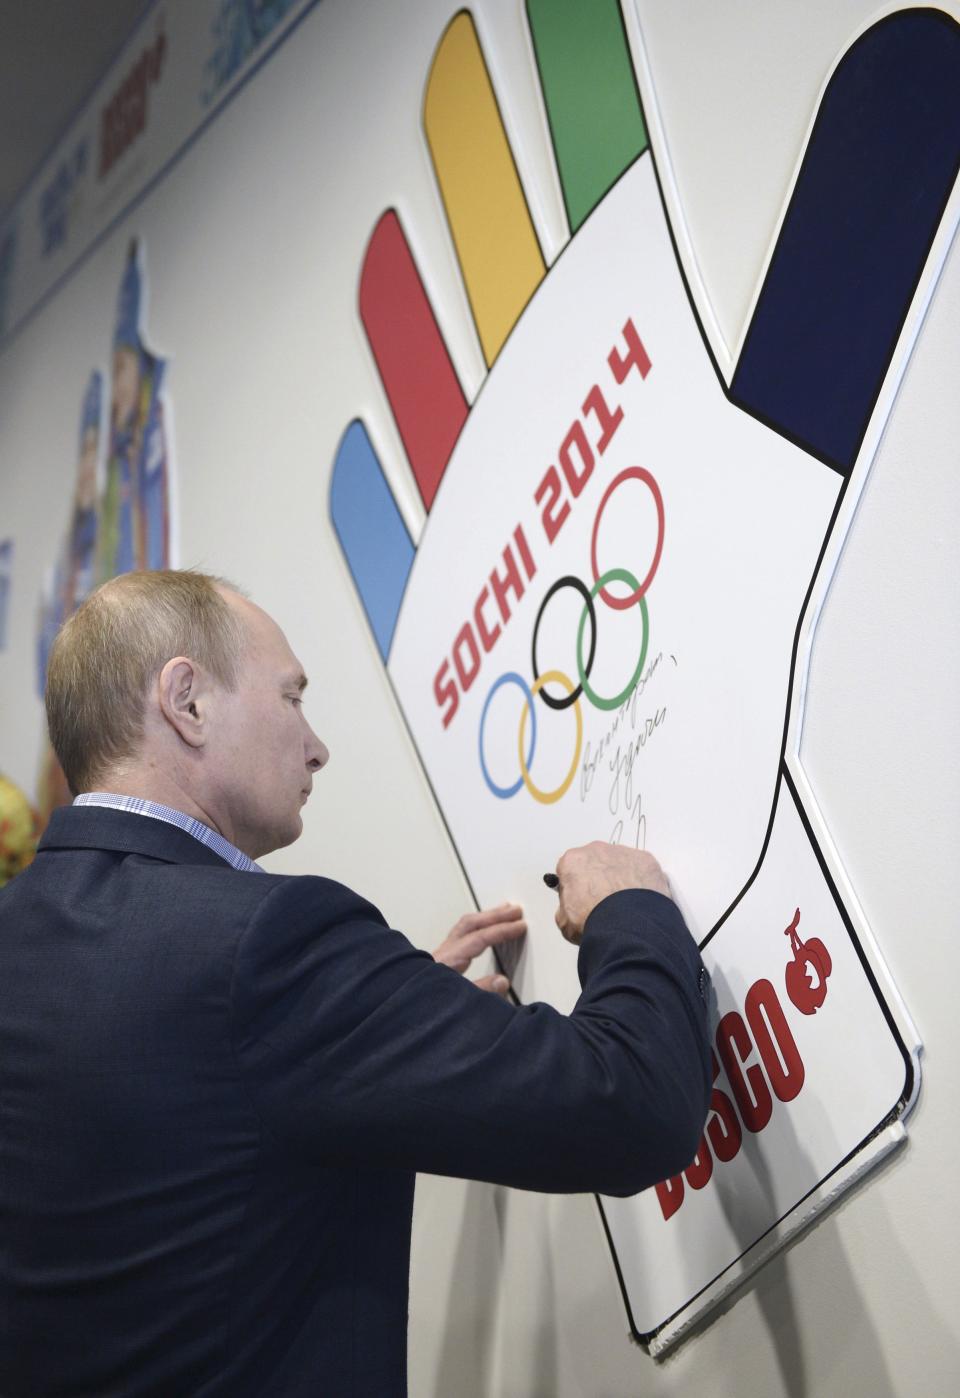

left=527, top=0, right=648, bottom=233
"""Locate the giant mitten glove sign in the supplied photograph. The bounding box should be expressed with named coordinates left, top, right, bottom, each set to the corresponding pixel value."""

left=331, top=3, right=960, bottom=1345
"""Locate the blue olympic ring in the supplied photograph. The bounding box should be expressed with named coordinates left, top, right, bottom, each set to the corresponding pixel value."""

left=478, top=671, right=537, bottom=799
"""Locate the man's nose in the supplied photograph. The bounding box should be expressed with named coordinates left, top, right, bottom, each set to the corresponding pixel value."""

left=306, top=728, right=330, bottom=771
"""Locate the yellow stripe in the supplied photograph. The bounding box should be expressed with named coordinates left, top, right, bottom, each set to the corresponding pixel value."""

left=424, top=11, right=545, bottom=366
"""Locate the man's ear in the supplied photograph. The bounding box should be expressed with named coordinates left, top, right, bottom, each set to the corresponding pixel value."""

left=157, top=657, right=207, bottom=748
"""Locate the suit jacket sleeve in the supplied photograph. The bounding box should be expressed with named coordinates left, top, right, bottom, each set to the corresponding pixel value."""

left=230, top=878, right=711, bottom=1196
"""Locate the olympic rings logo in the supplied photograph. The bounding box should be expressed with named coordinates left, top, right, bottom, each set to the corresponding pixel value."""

left=478, top=467, right=665, bottom=804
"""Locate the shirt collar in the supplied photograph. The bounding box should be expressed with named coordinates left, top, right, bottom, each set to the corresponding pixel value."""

left=72, top=793, right=264, bottom=873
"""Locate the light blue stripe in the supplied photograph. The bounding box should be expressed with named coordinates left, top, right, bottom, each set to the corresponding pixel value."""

left=330, top=419, right=415, bottom=660
left=73, top=792, right=264, bottom=872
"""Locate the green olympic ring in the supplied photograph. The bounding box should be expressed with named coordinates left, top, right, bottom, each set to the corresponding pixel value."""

left=575, top=567, right=649, bottom=711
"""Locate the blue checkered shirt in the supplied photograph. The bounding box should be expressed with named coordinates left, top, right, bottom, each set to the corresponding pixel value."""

left=73, top=793, right=264, bottom=872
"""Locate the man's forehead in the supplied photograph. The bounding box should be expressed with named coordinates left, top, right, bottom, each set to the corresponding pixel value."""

left=221, top=589, right=304, bottom=676
left=220, top=588, right=275, bottom=638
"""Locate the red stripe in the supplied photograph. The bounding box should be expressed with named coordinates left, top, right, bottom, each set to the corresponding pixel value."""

left=360, top=211, right=467, bottom=511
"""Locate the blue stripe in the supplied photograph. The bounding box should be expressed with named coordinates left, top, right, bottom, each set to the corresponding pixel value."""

left=731, top=10, right=960, bottom=473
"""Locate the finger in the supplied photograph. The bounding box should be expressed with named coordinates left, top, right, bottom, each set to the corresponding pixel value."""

left=433, top=946, right=470, bottom=972
left=454, top=917, right=527, bottom=963
left=451, top=903, right=524, bottom=938
left=478, top=916, right=527, bottom=944
left=472, top=972, right=512, bottom=998
left=434, top=905, right=526, bottom=971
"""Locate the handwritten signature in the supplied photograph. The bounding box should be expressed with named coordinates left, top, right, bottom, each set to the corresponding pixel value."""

left=576, top=650, right=677, bottom=848
left=579, top=652, right=674, bottom=808
left=610, top=792, right=647, bottom=850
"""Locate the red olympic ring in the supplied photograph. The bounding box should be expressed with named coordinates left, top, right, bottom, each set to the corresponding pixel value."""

left=590, top=467, right=664, bottom=610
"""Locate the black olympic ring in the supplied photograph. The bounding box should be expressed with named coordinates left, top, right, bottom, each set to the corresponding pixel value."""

left=531, top=575, right=597, bottom=711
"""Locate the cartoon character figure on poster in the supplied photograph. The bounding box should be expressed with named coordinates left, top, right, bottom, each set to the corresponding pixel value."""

left=35, top=370, right=106, bottom=820
left=35, top=239, right=172, bottom=825
left=70, top=374, right=102, bottom=596
left=36, top=371, right=104, bottom=699
left=98, top=241, right=169, bottom=579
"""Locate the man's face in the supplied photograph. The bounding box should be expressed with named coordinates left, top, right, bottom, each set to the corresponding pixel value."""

left=76, top=429, right=98, bottom=509
left=208, top=594, right=329, bottom=858
left=111, top=347, right=140, bottom=429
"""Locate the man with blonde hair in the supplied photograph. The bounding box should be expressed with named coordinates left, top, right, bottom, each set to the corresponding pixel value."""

left=0, top=569, right=710, bottom=1397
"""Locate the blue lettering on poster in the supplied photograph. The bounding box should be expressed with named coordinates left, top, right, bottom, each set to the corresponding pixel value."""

left=203, top=0, right=302, bottom=102
left=38, top=141, right=89, bottom=258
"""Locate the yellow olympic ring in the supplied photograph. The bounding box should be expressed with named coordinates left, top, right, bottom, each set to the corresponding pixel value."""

left=518, top=669, right=582, bottom=805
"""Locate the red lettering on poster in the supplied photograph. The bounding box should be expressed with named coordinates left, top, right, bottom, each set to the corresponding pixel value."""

left=717, top=1008, right=773, bottom=1133
left=705, top=1050, right=742, bottom=1163
left=654, top=1174, right=684, bottom=1221
left=473, top=587, right=501, bottom=652
left=582, top=383, right=624, bottom=454
left=433, top=317, right=652, bottom=729
left=433, top=528, right=534, bottom=724
left=656, top=915, right=831, bottom=1222
left=433, top=660, right=458, bottom=729
left=558, top=421, right=594, bottom=498
left=489, top=542, right=527, bottom=625
left=535, top=466, right=570, bottom=543
left=608, top=317, right=652, bottom=385
left=99, top=29, right=167, bottom=180
left=746, top=978, right=805, bottom=1102
left=452, top=622, right=481, bottom=692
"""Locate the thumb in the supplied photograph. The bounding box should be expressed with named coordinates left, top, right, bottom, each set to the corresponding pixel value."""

left=472, top=973, right=511, bottom=998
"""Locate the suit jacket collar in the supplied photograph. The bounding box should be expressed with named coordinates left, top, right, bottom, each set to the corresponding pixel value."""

left=38, top=804, right=234, bottom=869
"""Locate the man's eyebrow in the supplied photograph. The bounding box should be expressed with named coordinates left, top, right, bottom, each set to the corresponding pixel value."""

left=285, top=672, right=308, bottom=692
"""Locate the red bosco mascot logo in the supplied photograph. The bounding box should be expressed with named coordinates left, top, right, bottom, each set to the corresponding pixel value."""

left=656, top=909, right=832, bottom=1221
left=784, top=906, right=832, bottom=1015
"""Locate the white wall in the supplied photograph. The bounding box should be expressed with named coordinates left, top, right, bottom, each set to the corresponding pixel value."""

left=1, top=1, right=957, bottom=1392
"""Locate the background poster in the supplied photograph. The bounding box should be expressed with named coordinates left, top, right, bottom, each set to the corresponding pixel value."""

left=35, top=240, right=173, bottom=822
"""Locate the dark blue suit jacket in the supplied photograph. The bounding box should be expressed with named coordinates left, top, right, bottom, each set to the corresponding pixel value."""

left=0, top=805, right=709, bottom=1395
